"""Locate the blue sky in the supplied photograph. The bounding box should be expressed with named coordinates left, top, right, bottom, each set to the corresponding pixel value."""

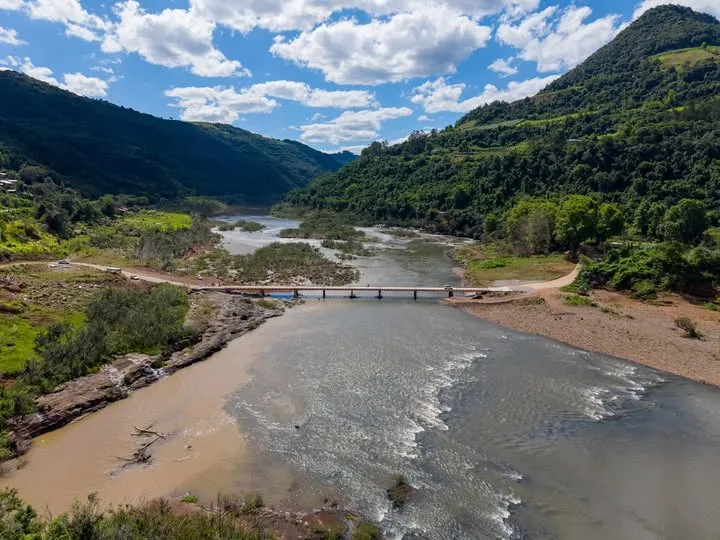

left=0, top=0, right=718, bottom=154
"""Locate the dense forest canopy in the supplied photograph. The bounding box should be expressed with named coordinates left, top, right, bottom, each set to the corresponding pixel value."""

left=285, top=6, right=720, bottom=239
left=0, top=72, right=349, bottom=203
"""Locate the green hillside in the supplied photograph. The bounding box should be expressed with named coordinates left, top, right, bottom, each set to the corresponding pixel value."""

left=286, top=5, right=720, bottom=238
left=0, top=71, right=344, bottom=203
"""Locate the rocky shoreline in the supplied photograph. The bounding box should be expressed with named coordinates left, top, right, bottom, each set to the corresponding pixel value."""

left=7, top=291, right=284, bottom=456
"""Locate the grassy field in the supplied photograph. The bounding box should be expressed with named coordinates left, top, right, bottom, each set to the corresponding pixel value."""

left=653, top=46, right=720, bottom=68
left=454, top=244, right=575, bottom=287
left=0, top=265, right=122, bottom=374
left=120, top=210, right=192, bottom=232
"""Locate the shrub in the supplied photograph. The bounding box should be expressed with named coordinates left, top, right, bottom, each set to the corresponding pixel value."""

left=235, top=220, right=265, bottom=232
left=563, top=295, right=595, bottom=307
left=631, top=280, right=658, bottom=300
left=180, top=495, right=198, bottom=504
left=675, top=317, right=702, bottom=339
left=242, top=494, right=264, bottom=513
left=477, top=258, right=506, bottom=270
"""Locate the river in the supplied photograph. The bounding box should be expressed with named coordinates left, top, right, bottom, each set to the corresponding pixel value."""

left=3, top=216, right=720, bottom=539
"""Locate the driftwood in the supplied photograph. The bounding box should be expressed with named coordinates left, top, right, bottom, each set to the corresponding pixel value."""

left=116, top=423, right=167, bottom=464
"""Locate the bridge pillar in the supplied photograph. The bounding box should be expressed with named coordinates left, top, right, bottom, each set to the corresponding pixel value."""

left=293, top=289, right=299, bottom=298
left=413, top=290, right=417, bottom=301
left=350, top=290, right=357, bottom=299
left=448, top=290, right=454, bottom=298
left=322, top=289, right=326, bottom=299
left=376, top=289, right=383, bottom=300
left=260, top=289, right=265, bottom=298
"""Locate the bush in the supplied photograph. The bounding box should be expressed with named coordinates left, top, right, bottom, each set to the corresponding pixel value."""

left=180, top=495, right=198, bottom=504
left=675, top=317, right=702, bottom=339
left=631, top=280, right=658, bottom=300
left=242, top=494, right=264, bottom=513
left=477, top=258, right=506, bottom=270
left=235, top=220, right=265, bottom=232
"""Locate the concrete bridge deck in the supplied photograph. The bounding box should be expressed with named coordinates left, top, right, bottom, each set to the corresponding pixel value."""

left=196, top=285, right=514, bottom=299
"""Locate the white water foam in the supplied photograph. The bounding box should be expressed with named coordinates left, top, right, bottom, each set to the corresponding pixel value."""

left=411, top=352, right=487, bottom=435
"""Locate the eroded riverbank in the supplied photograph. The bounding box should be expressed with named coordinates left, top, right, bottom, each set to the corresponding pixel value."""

left=1, top=303, right=333, bottom=515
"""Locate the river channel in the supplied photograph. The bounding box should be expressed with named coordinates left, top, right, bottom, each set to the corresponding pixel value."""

left=4, top=216, right=720, bottom=539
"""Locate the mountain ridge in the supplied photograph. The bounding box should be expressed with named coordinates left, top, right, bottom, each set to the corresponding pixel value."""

left=0, top=71, right=346, bottom=203
left=285, top=5, right=720, bottom=238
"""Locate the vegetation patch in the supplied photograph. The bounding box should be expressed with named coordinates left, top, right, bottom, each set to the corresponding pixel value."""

left=280, top=213, right=365, bottom=241
left=455, top=244, right=574, bottom=287
left=653, top=45, right=720, bottom=68
left=563, top=295, right=596, bottom=307
left=120, top=210, right=192, bottom=232
left=192, top=243, right=359, bottom=285
left=675, top=317, right=702, bottom=339
left=387, top=474, right=413, bottom=509
left=235, top=220, right=266, bottom=232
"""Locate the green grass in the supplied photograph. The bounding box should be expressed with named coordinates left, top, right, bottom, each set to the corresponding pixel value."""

left=653, top=46, right=720, bottom=68
left=0, top=307, right=84, bottom=374
left=455, top=244, right=574, bottom=287
left=120, top=210, right=192, bottom=232
left=563, top=295, right=596, bottom=307
left=180, top=495, right=198, bottom=504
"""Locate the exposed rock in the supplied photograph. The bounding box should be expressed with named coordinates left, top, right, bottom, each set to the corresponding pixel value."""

left=7, top=292, right=283, bottom=457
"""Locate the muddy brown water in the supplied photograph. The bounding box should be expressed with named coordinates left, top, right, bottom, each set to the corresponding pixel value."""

left=3, top=217, right=720, bottom=540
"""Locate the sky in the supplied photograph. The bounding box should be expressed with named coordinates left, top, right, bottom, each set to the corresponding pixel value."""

left=0, top=1, right=718, bottom=154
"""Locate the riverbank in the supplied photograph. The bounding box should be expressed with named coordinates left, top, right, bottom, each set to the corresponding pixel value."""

left=6, top=290, right=284, bottom=458
left=449, top=288, right=720, bottom=386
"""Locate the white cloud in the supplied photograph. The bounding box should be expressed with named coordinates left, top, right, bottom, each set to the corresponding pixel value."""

left=190, top=0, right=542, bottom=33
left=411, top=75, right=557, bottom=113
left=249, top=80, right=375, bottom=108
left=488, top=57, right=518, bottom=77
left=299, top=107, right=413, bottom=144
left=62, top=72, right=109, bottom=97
left=90, top=65, right=115, bottom=74
left=0, top=56, right=110, bottom=97
left=27, top=0, right=109, bottom=41
left=270, top=7, right=492, bottom=85
left=418, top=114, right=430, bottom=121
left=65, top=22, right=100, bottom=41
left=633, top=0, right=720, bottom=19
left=0, top=26, right=25, bottom=45
left=0, top=0, right=24, bottom=10
left=310, top=112, right=325, bottom=122
left=166, top=82, right=375, bottom=123
left=497, top=6, right=623, bottom=73
left=102, top=1, right=247, bottom=78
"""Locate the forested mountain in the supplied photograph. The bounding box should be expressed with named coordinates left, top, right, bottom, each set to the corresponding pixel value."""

left=286, top=6, right=720, bottom=238
left=0, top=71, right=345, bottom=203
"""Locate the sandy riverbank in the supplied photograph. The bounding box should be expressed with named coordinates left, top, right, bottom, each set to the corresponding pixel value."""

left=448, top=288, right=720, bottom=386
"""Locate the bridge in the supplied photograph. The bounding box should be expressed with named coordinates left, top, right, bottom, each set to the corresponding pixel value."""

left=195, top=284, right=514, bottom=299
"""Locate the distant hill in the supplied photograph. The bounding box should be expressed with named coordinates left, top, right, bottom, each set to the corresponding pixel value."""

left=328, top=151, right=358, bottom=166
left=286, top=6, right=720, bottom=237
left=0, top=71, right=343, bottom=203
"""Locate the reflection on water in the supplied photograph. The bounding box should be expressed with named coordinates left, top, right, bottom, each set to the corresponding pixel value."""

left=3, top=215, right=720, bottom=540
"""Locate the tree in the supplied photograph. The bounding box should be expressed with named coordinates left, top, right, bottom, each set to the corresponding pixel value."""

left=597, top=203, right=625, bottom=241
left=662, top=199, right=708, bottom=244
left=504, top=198, right=558, bottom=255
left=555, top=195, right=597, bottom=252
